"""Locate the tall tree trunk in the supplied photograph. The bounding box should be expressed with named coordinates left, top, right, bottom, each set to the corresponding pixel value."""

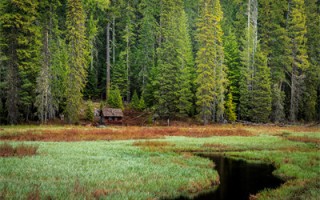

left=112, top=17, right=116, bottom=65
left=126, top=24, right=131, bottom=102
left=290, top=68, right=296, bottom=122
left=106, top=22, right=111, bottom=100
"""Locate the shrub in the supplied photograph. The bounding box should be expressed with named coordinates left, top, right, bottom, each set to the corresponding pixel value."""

left=138, top=97, right=146, bottom=110
left=130, top=91, right=140, bottom=110
left=107, top=87, right=124, bottom=109
left=85, top=100, right=94, bottom=122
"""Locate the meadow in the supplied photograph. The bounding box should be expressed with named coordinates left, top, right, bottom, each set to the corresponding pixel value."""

left=0, top=125, right=319, bottom=199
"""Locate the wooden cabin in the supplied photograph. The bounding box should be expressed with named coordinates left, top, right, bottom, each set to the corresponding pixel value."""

left=100, top=108, right=124, bottom=124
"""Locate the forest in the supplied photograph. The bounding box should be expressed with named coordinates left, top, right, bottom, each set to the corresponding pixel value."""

left=0, top=0, right=319, bottom=125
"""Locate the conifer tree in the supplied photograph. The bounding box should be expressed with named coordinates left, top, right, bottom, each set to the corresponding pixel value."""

left=156, top=0, right=193, bottom=119
left=287, top=0, right=309, bottom=122
left=175, top=10, right=194, bottom=118
left=130, top=90, right=140, bottom=110
left=304, top=0, right=320, bottom=121
left=0, top=0, right=41, bottom=123
left=196, top=0, right=226, bottom=124
left=250, top=49, right=272, bottom=123
left=65, top=0, right=89, bottom=123
left=223, top=30, right=241, bottom=112
left=259, top=0, right=288, bottom=122
left=107, top=87, right=124, bottom=110
left=36, top=0, right=62, bottom=124
left=225, top=92, right=237, bottom=122
left=239, top=0, right=258, bottom=121
left=138, top=97, right=146, bottom=111
left=136, top=0, right=158, bottom=93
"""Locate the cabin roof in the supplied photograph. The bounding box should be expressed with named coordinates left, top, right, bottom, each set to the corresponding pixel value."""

left=101, top=108, right=124, bottom=117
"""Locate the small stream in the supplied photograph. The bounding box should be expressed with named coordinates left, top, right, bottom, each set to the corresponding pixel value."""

left=178, top=154, right=284, bottom=200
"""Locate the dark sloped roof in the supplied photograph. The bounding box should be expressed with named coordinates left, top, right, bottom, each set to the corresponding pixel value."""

left=102, top=108, right=124, bottom=117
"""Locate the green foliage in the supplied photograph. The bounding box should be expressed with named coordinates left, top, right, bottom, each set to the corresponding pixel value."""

left=138, top=97, right=146, bottom=111
left=0, top=0, right=319, bottom=124
left=130, top=90, right=140, bottom=110
left=225, top=92, right=237, bottom=122
left=0, top=0, right=41, bottom=123
left=287, top=0, right=309, bottom=122
left=155, top=0, right=193, bottom=119
left=303, top=0, right=320, bottom=121
left=85, top=100, right=94, bottom=122
left=196, top=0, right=226, bottom=124
left=65, top=0, right=89, bottom=123
left=107, top=87, right=124, bottom=109
left=250, top=50, right=272, bottom=123
left=223, top=30, right=241, bottom=106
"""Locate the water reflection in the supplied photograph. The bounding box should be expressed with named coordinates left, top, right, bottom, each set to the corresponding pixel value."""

left=177, top=154, right=284, bottom=200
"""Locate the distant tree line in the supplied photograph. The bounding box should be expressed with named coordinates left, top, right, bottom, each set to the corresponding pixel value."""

left=0, top=0, right=319, bottom=124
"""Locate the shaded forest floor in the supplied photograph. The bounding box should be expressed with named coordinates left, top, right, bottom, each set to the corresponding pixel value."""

left=0, top=125, right=319, bottom=199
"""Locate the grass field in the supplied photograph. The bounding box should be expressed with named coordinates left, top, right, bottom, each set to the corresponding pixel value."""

left=0, top=125, right=319, bottom=199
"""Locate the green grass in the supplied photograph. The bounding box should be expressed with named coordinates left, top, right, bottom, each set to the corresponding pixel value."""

left=0, top=141, right=217, bottom=199
left=0, top=125, right=319, bottom=199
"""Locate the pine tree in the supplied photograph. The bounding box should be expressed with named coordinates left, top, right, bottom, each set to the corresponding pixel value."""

left=156, top=0, right=193, bottom=119
left=85, top=100, right=94, bottom=122
left=107, top=87, right=124, bottom=109
left=130, top=90, right=140, bottom=110
left=196, top=0, right=226, bottom=124
left=239, top=0, right=258, bottom=121
left=287, top=0, right=309, bottom=122
left=303, top=0, right=320, bottom=121
left=259, top=0, right=288, bottom=123
left=0, top=0, right=41, bottom=123
left=225, top=92, right=237, bottom=122
left=250, top=49, right=272, bottom=123
left=223, top=30, right=241, bottom=113
left=138, top=97, right=146, bottom=111
left=65, top=0, right=89, bottom=123
left=0, top=3, right=6, bottom=124
left=136, top=0, right=158, bottom=94
left=35, top=0, right=62, bottom=124
left=175, top=10, right=194, bottom=118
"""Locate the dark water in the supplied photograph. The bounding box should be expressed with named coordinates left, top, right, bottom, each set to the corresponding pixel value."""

left=177, top=154, right=284, bottom=200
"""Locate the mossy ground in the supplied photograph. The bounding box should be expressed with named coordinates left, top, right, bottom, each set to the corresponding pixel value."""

left=0, top=125, right=319, bottom=199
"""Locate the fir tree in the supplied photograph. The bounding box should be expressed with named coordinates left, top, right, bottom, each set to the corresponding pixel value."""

left=239, top=0, right=258, bottom=121
left=36, top=0, right=62, bottom=124
left=85, top=100, right=94, bottom=122
left=156, top=0, right=193, bottom=119
left=196, top=0, right=226, bottom=124
left=65, top=0, right=89, bottom=123
left=259, top=0, right=288, bottom=122
left=107, top=87, right=124, bottom=109
left=138, top=97, right=146, bottom=111
left=303, top=0, right=320, bottom=121
left=250, top=49, right=272, bottom=123
left=225, top=92, right=237, bottom=122
left=223, top=30, right=241, bottom=108
left=287, top=0, right=309, bottom=122
left=0, top=0, right=41, bottom=123
left=130, top=90, right=140, bottom=110
left=136, top=0, right=157, bottom=93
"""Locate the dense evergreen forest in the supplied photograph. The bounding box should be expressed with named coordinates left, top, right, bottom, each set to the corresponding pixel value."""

left=0, top=0, right=319, bottom=124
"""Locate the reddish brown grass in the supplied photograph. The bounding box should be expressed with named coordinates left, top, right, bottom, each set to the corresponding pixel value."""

left=0, top=127, right=253, bottom=142
left=132, top=141, right=175, bottom=147
left=92, top=189, right=110, bottom=199
left=286, top=136, right=320, bottom=144
left=0, top=143, right=38, bottom=157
